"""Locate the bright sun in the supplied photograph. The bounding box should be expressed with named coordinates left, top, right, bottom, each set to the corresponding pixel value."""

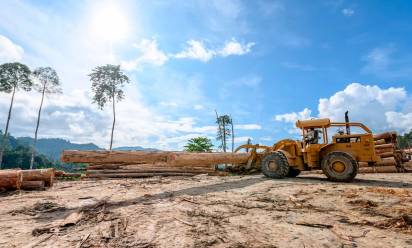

left=89, top=2, right=129, bottom=43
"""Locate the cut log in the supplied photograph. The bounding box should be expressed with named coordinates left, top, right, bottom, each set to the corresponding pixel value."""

left=22, top=168, right=55, bottom=187
left=86, top=172, right=198, bottom=178
left=62, top=150, right=172, bottom=164
left=373, top=132, right=397, bottom=141
left=359, top=166, right=400, bottom=173
left=166, top=152, right=250, bottom=166
left=59, top=173, right=82, bottom=178
left=374, top=144, right=395, bottom=150
left=55, top=170, right=65, bottom=176
left=378, top=152, right=395, bottom=158
left=86, top=168, right=214, bottom=174
left=375, top=148, right=395, bottom=154
left=62, top=150, right=251, bottom=166
left=0, top=170, right=23, bottom=190
left=21, top=181, right=46, bottom=190
left=374, top=139, right=387, bottom=145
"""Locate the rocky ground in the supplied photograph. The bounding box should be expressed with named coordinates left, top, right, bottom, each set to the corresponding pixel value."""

left=0, top=173, right=411, bottom=248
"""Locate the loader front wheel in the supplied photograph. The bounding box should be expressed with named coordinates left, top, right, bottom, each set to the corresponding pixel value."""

left=321, top=152, right=358, bottom=182
left=261, top=151, right=289, bottom=179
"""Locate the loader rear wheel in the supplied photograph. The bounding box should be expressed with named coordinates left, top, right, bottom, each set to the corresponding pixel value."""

left=287, top=167, right=301, bottom=178
left=321, top=152, right=358, bottom=182
left=261, top=151, right=289, bottom=179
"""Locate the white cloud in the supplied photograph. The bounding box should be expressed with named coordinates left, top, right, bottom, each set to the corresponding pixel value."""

left=0, top=35, right=24, bottom=62
left=174, top=40, right=215, bottom=62
left=159, top=101, right=178, bottom=108
left=235, top=124, right=262, bottom=130
left=275, top=108, right=312, bottom=124
left=219, top=38, right=254, bottom=57
left=174, top=38, right=254, bottom=62
left=121, top=39, right=169, bottom=70
left=385, top=112, right=412, bottom=132
left=275, top=83, right=412, bottom=135
left=342, top=8, right=355, bottom=17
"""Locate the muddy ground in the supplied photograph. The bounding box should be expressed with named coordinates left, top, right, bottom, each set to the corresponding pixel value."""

left=0, top=173, right=411, bottom=248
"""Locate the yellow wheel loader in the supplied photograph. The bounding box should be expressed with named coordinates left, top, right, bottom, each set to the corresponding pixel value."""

left=236, top=116, right=380, bottom=182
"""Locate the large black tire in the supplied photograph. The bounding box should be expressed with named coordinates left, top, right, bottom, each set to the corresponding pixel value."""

left=321, top=152, right=358, bottom=182
left=261, top=151, right=289, bottom=179
left=287, top=167, right=301, bottom=178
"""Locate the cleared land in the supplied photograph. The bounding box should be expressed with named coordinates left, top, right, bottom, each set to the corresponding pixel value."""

left=0, top=173, right=411, bottom=248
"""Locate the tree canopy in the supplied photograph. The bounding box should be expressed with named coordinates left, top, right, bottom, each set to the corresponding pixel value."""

left=89, top=64, right=130, bottom=109
left=33, top=67, right=62, bottom=93
left=184, top=137, right=214, bottom=152
left=0, top=62, right=32, bottom=92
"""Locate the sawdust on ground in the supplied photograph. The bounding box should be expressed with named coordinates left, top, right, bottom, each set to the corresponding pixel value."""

left=0, top=173, right=411, bottom=247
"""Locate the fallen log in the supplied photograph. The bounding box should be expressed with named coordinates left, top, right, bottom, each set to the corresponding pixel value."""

left=22, top=168, right=55, bottom=187
left=374, top=139, right=387, bottom=145
left=86, top=172, right=198, bottom=178
left=378, top=152, right=395, bottom=158
left=374, top=144, right=395, bottom=150
left=58, top=173, right=82, bottom=178
left=358, top=157, right=397, bottom=167
left=21, top=181, right=45, bottom=190
left=375, top=148, right=395, bottom=154
left=0, top=170, right=23, bottom=190
left=86, top=168, right=214, bottom=174
left=62, top=150, right=250, bottom=166
left=373, top=132, right=397, bottom=141
left=359, top=166, right=400, bottom=173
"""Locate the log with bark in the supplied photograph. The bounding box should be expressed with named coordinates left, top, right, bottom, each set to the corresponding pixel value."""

left=22, top=168, right=55, bottom=187
left=21, top=180, right=46, bottom=190
left=359, top=166, right=401, bottom=173
left=373, top=132, right=397, bottom=141
left=61, top=150, right=250, bottom=166
left=0, top=169, right=23, bottom=190
left=86, top=172, right=199, bottom=178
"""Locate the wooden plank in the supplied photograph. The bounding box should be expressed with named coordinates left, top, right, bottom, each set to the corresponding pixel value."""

left=86, top=172, right=198, bottom=178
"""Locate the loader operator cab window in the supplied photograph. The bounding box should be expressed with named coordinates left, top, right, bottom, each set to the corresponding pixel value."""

left=305, top=128, right=321, bottom=144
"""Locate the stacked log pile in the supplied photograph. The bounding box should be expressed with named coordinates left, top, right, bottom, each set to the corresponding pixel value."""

left=358, top=132, right=411, bottom=173
left=61, top=150, right=251, bottom=179
left=55, top=170, right=82, bottom=179
left=0, top=168, right=55, bottom=191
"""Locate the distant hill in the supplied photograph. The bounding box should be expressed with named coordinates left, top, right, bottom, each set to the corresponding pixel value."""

left=15, top=137, right=158, bottom=161
left=113, top=146, right=158, bottom=151
left=17, top=137, right=101, bottom=161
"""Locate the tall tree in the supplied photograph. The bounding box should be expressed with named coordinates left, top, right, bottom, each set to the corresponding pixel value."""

left=184, top=137, right=214, bottom=152
left=29, top=67, right=61, bottom=169
left=0, top=62, right=32, bottom=168
left=215, top=111, right=232, bottom=152
left=89, top=65, right=129, bottom=150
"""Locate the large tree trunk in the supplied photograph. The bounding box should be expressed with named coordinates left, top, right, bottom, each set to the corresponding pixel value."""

left=0, top=169, right=23, bottom=190
left=109, top=94, right=116, bottom=151
left=0, top=86, right=16, bottom=169
left=22, top=168, right=55, bottom=187
left=30, top=83, right=46, bottom=169
left=61, top=150, right=250, bottom=166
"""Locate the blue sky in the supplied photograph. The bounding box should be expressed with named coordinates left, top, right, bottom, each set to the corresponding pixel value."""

left=0, top=0, right=411, bottom=150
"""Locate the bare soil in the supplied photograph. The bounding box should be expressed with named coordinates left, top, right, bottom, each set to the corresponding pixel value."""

left=0, top=173, right=411, bottom=248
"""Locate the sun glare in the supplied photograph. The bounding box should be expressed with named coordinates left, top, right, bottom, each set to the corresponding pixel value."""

left=89, top=2, right=129, bottom=43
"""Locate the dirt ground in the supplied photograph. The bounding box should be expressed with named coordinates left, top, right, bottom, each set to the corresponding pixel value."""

left=0, top=173, right=411, bottom=248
